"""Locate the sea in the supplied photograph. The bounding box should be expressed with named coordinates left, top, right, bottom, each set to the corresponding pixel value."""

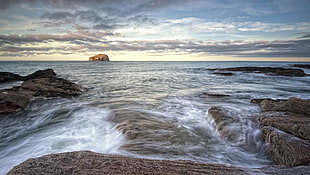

left=0, top=61, right=309, bottom=174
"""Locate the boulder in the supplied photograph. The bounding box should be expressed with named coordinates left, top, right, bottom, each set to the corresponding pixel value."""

left=89, top=54, right=110, bottom=61
left=0, top=72, right=23, bottom=83
left=207, top=107, right=241, bottom=143
left=251, top=97, right=310, bottom=115
left=261, top=126, right=310, bottom=167
left=252, top=97, right=310, bottom=167
left=0, top=69, right=82, bottom=114
left=209, top=67, right=306, bottom=77
left=7, top=151, right=310, bottom=175
left=0, top=69, right=56, bottom=83
left=110, top=110, right=194, bottom=155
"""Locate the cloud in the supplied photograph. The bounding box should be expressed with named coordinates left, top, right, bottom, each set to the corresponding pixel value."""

left=1, top=30, right=309, bottom=58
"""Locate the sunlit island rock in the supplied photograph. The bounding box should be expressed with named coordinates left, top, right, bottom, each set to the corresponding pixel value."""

left=89, top=54, right=110, bottom=61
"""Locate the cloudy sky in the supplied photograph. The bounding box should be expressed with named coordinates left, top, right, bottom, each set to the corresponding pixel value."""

left=0, top=0, right=309, bottom=61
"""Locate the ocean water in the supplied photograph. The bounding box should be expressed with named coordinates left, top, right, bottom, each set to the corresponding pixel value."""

left=0, top=61, right=309, bottom=174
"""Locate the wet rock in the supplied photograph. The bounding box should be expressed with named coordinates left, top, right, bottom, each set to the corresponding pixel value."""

left=252, top=97, right=310, bottom=167
left=0, top=69, right=56, bottom=83
left=20, top=77, right=82, bottom=97
left=259, top=114, right=310, bottom=140
left=252, top=97, right=310, bottom=115
left=8, top=151, right=310, bottom=175
left=207, top=107, right=241, bottom=143
left=292, top=64, right=310, bottom=69
left=212, top=72, right=234, bottom=76
left=202, top=93, right=230, bottom=97
left=209, top=67, right=306, bottom=77
left=261, top=126, right=310, bottom=167
left=0, top=69, right=82, bottom=114
left=110, top=110, right=193, bottom=155
left=0, top=72, right=23, bottom=82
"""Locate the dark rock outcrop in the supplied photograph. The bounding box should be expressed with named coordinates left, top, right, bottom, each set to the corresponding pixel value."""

left=0, top=69, right=82, bottom=114
left=89, top=54, right=110, bottom=61
left=292, top=64, right=310, bottom=69
left=0, top=69, right=56, bottom=83
left=212, top=72, right=234, bottom=76
left=209, top=67, right=306, bottom=77
left=202, top=93, right=230, bottom=97
left=252, top=97, right=310, bottom=167
left=8, top=151, right=310, bottom=175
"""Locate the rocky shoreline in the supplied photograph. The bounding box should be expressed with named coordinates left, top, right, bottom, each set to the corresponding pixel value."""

left=2, top=65, right=310, bottom=174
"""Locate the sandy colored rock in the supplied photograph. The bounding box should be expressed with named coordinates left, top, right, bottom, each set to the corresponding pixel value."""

left=207, top=107, right=242, bottom=143
left=261, top=126, right=310, bottom=167
left=7, top=151, right=310, bottom=175
left=89, top=54, right=110, bottom=61
left=110, top=110, right=194, bottom=155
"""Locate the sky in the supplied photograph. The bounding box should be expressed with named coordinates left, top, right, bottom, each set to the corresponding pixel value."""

left=0, top=0, right=309, bottom=61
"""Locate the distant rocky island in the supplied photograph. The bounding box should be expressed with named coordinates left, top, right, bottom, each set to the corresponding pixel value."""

left=89, top=54, right=110, bottom=61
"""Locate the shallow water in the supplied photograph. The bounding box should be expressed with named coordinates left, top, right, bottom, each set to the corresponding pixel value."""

left=0, top=61, right=310, bottom=174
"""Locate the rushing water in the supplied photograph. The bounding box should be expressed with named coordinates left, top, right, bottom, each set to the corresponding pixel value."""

left=0, top=61, right=310, bottom=174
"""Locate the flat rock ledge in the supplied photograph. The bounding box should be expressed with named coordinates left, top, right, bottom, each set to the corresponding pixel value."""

left=7, top=151, right=310, bottom=175
left=0, top=69, right=83, bottom=114
left=209, top=67, right=306, bottom=77
left=251, top=97, right=310, bottom=167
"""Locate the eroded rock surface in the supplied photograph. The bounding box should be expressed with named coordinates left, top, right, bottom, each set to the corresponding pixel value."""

left=209, top=67, right=306, bottom=77
left=110, top=110, right=194, bottom=155
left=207, top=107, right=242, bottom=143
left=8, top=151, right=310, bottom=175
left=252, top=97, right=310, bottom=167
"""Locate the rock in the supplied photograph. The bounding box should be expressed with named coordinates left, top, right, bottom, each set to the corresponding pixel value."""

left=251, top=97, right=310, bottom=115
left=209, top=67, right=306, bottom=77
left=0, top=69, right=57, bottom=83
left=252, top=97, right=310, bottom=167
left=261, top=126, right=310, bottom=167
left=110, top=110, right=194, bottom=155
left=258, top=114, right=310, bottom=140
left=207, top=107, right=241, bottom=143
left=202, top=93, right=230, bottom=97
left=7, top=151, right=310, bottom=175
left=20, top=78, right=82, bottom=97
left=24, top=69, right=56, bottom=80
left=292, top=64, right=310, bottom=69
left=0, top=72, right=23, bottom=82
left=0, top=69, right=82, bottom=114
left=212, top=72, right=234, bottom=76
left=89, top=54, right=110, bottom=61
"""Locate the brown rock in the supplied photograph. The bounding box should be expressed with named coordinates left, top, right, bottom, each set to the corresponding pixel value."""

left=21, top=77, right=82, bottom=97
left=0, top=72, right=23, bottom=82
left=0, top=69, right=82, bottom=114
left=110, top=110, right=193, bottom=155
left=89, top=54, right=110, bottom=61
left=209, top=67, right=306, bottom=77
left=7, top=151, right=310, bottom=175
left=207, top=107, right=241, bottom=143
left=252, top=97, right=310, bottom=115
left=261, top=126, right=310, bottom=167
left=258, top=114, right=310, bottom=140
